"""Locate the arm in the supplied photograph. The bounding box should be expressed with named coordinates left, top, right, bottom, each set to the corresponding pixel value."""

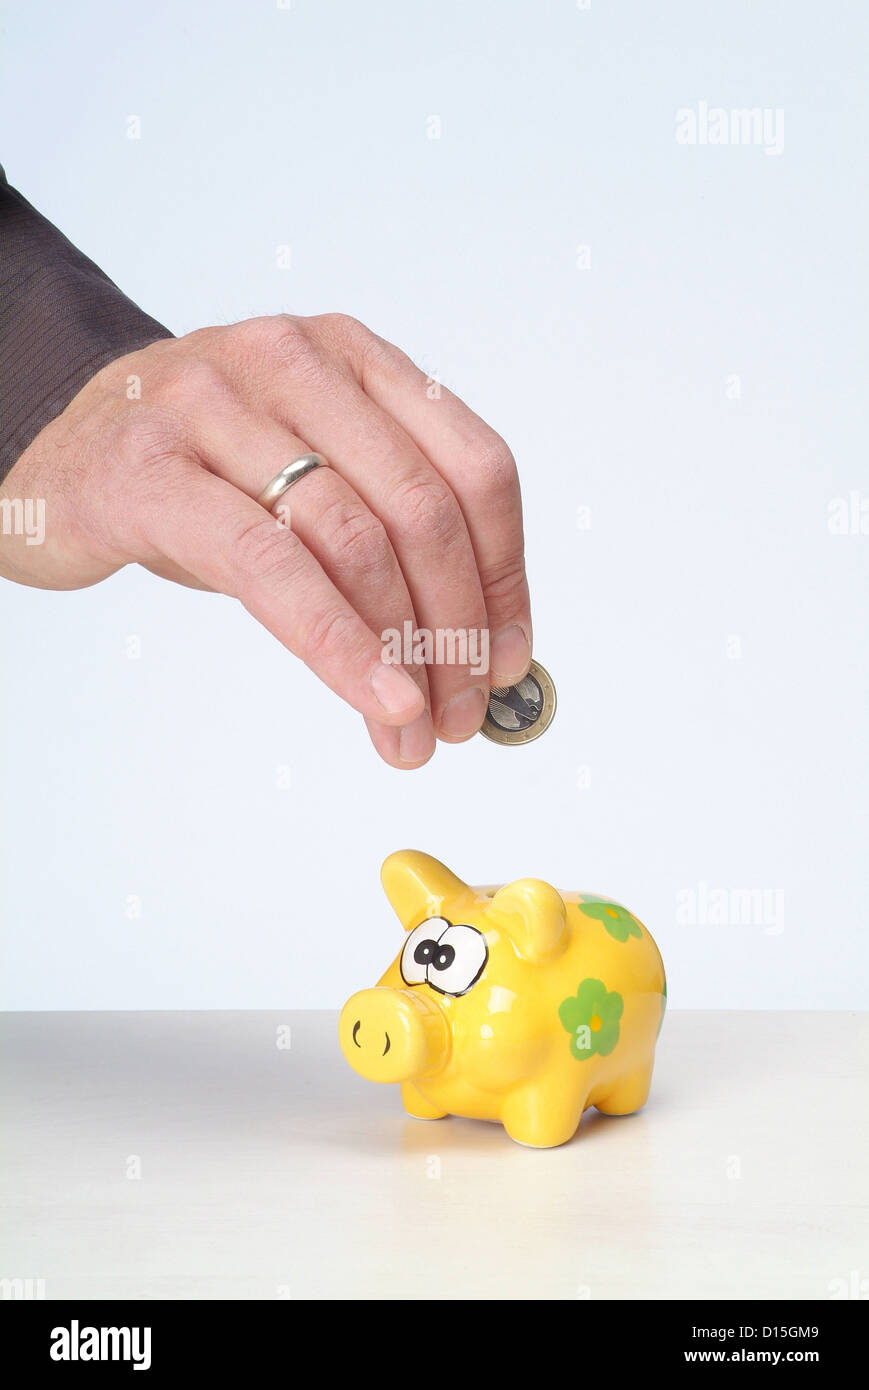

left=0, top=163, right=172, bottom=481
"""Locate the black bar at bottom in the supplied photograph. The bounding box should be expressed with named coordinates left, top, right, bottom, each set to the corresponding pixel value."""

left=3, top=1298, right=862, bottom=1374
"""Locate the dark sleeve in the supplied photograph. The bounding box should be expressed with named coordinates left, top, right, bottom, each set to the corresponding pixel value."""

left=0, top=165, right=174, bottom=483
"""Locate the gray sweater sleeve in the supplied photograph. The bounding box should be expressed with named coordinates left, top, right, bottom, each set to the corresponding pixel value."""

left=0, top=165, right=173, bottom=483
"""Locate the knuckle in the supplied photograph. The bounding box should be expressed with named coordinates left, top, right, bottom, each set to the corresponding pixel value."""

left=480, top=554, right=528, bottom=610
left=265, top=313, right=307, bottom=348
left=315, top=313, right=397, bottom=379
left=357, top=328, right=403, bottom=379
left=232, top=313, right=299, bottom=346
left=312, top=311, right=367, bottom=344
left=394, top=475, right=463, bottom=546
left=264, top=316, right=326, bottom=381
left=302, top=604, right=360, bottom=666
left=325, top=503, right=392, bottom=578
left=312, top=312, right=402, bottom=377
left=231, top=513, right=302, bottom=587
left=228, top=315, right=318, bottom=368
left=156, top=358, right=228, bottom=408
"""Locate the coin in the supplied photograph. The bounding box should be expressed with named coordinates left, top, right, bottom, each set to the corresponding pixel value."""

left=479, top=658, right=557, bottom=746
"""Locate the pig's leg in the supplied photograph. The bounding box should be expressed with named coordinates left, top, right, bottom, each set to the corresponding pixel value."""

left=401, top=1082, right=448, bottom=1120
left=500, top=1080, right=584, bottom=1148
left=593, top=1059, right=654, bottom=1115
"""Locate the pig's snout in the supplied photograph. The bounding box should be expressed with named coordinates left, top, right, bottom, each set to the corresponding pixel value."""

left=339, top=988, right=450, bottom=1084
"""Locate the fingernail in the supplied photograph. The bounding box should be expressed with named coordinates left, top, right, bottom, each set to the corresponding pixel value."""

left=490, top=623, right=531, bottom=685
left=399, top=713, right=436, bottom=765
left=439, top=687, right=487, bottom=740
left=371, top=662, right=424, bottom=719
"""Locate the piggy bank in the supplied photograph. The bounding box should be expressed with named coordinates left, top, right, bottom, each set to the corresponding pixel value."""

left=339, top=851, right=667, bottom=1148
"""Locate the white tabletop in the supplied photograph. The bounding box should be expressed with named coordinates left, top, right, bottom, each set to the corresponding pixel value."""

left=2, top=1010, right=867, bottom=1301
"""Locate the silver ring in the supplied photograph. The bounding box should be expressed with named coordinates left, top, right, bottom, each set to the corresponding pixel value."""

left=256, top=453, right=329, bottom=511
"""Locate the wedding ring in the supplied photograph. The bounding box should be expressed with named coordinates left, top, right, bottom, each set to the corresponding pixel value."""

left=256, top=453, right=329, bottom=511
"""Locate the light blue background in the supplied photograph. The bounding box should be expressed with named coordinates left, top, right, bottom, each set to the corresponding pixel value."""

left=1, top=0, right=867, bottom=1008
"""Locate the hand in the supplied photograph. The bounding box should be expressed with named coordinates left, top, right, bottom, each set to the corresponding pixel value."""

left=0, top=314, right=532, bottom=767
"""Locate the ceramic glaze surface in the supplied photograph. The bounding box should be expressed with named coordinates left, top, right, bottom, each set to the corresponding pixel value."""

left=339, top=851, right=666, bottom=1148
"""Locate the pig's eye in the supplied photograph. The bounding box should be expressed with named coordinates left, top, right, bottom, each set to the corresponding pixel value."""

left=401, top=919, right=450, bottom=986
left=426, top=924, right=488, bottom=996
left=400, top=919, right=487, bottom=995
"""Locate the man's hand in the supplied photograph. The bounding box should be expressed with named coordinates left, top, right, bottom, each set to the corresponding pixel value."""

left=0, top=314, right=532, bottom=768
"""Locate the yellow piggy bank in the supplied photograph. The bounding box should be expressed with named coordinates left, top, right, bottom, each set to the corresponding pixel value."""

left=339, top=851, right=667, bottom=1148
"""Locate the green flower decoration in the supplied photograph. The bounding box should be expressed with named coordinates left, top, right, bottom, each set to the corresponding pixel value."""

left=579, top=898, right=642, bottom=943
left=558, top=978, right=623, bottom=1060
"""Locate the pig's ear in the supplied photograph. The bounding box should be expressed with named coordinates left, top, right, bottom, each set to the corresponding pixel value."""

left=489, top=879, right=567, bottom=962
left=381, top=850, right=476, bottom=929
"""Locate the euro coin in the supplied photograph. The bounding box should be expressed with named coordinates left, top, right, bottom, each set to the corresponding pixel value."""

left=479, top=659, right=557, bottom=746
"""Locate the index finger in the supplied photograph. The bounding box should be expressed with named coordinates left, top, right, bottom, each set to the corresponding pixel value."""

left=333, top=321, right=533, bottom=688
